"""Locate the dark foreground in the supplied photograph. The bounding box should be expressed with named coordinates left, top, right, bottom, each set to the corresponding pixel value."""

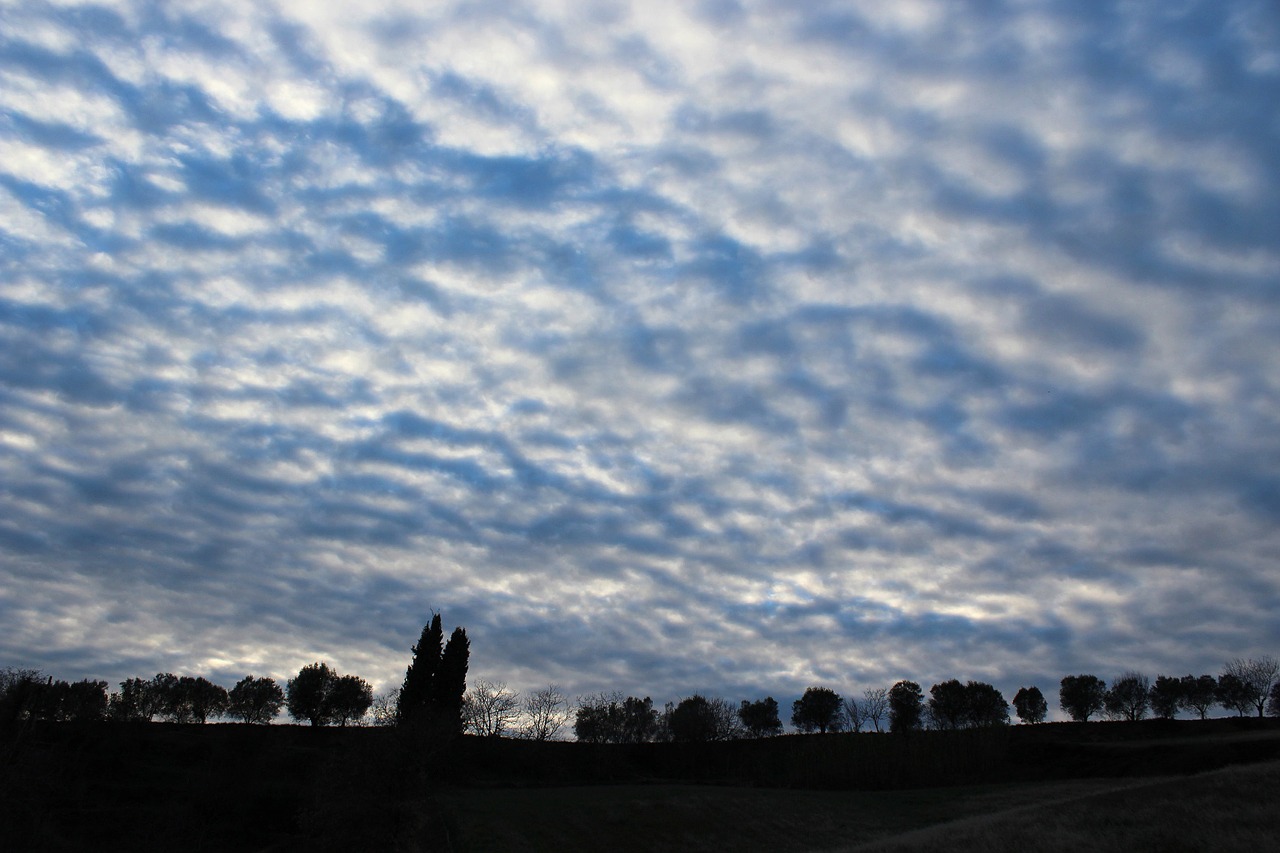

left=3, top=717, right=1278, bottom=851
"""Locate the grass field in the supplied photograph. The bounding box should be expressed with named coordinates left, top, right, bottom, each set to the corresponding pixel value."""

left=441, top=761, right=1280, bottom=852
left=4, top=719, right=1278, bottom=851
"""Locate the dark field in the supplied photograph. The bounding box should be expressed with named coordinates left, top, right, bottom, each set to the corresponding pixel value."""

left=4, top=717, right=1278, bottom=851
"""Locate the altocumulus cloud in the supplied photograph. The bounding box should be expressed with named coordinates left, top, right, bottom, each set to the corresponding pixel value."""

left=1, top=0, right=1278, bottom=715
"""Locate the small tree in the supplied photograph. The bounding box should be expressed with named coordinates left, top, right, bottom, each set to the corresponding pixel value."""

left=151, top=673, right=185, bottom=722
left=1179, top=675, right=1217, bottom=720
left=619, top=696, right=659, bottom=742
left=573, top=693, right=619, bottom=743
left=667, top=695, right=741, bottom=742
left=463, top=679, right=521, bottom=737
left=669, top=695, right=718, bottom=742
left=63, top=680, right=109, bottom=721
left=370, top=688, right=400, bottom=727
left=1012, top=686, right=1047, bottom=724
left=858, top=687, right=889, bottom=733
left=520, top=685, right=571, bottom=741
left=963, top=682, right=1009, bottom=727
left=1, top=668, right=44, bottom=729
left=927, top=680, right=968, bottom=730
left=1059, top=675, right=1106, bottom=722
left=1104, top=672, right=1150, bottom=722
left=791, top=687, right=844, bottom=733
left=328, top=675, right=374, bottom=726
left=888, top=681, right=924, bottom=733
left=287, top=663, right=336, bottom=726
left=739, top=697, right=783, bottom=738
left=1223, top=657, right=1280, bottom=718
left=184, top=677, right=229, bottom=724
left=1148, top=676, right=1183, bottom=720
left=227, top=676, right=284, bottom=724
left=844, top=693, right=863, bottom=732
left=573, top=693, right=659, bottom=743
left=109, top=678, right=160, bottom=722
left=1267, top=682, right=1280, bottom=718
left=1215, top=673, right=1254, bottom=717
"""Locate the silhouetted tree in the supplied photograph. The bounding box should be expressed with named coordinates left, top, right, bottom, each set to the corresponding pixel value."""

left=287, top=663, right=336, bottom=726
left=151, top=673, right=185, bottom=721
left=927, top=680, right=968, bottom=730
left=1059, top=674, right=1106, bottom=722
left=573, top=693, right=659, bottom=743
left=669, top=695, right=717, bottom=742
left=149, top=674, right=225, bottom=723
left=0, top=666, right=46, bottom=732
left=573, top=693, right=618, bottom=743
left=1104, top=672, right=1150, bottom=722
left=1223, top=657, right=1279, bottom=718
left=330, top=675, right=374, bottom=726
left=109, top=677, right=160, bottom=721
left=1215, top=673, right=1254, bottom=717
left=1148, top=676, right=1183, bottom=720
left=1012, top=686, right=1047, bottom=724
left=859, top=687, right=889, bottom=732
left=435, top=627, right=469, bottom=735
left=398, top=614, right=443, bottom=727
left=520, top=685, right=571, bottom=741
left=463, top=679, right=520, bottom=737
left=0, top=668, right=43, bottom=731
left=888, top=680, right=924, bottom=733
left=739, top=697, right=783, bottom=738
left=24, top=678, right=108, bottom=722
left=620, top=695, right=659, bottom=742
left=396, top=616, right=469, bottom=736
left=184, top=677, right=229, bottom=723
left=226, top=676, right=284, bottom=724
left=791, top=687, right=844, bottom=733
left=370, top=688, right=400, bottom=727
left=1178, top=675, right=1217, bottom=720
left=928, top=680, right=1007, bottom=729
left=667, top=695, right=742, bottom=742
left=1267, top=682, right=1280, bottom=718
left=964, top=681, right=1009, bottom=727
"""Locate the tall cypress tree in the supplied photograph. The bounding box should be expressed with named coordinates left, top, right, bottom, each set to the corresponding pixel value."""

left=397, top=614, right=443, bottom=726
left=433, top=627, right=469, bottom=736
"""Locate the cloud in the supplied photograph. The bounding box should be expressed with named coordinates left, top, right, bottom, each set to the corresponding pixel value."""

left=0, top=0, right=1277, bottom=722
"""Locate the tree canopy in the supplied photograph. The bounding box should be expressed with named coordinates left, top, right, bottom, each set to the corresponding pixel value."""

left=285, top=663, right=372, bottom=726
left=791, top=687, right=844, bottom=734
left=397, top=615, right=470, bottom=737
left=227, top=676, right=285, bottom=724
left=1012, top=686, right=1047, bottom=724
left=1059, top=675, right=1107, bottom=722
left=738, top=697, right=782, bottom=738
left=888, top=681, right=923, bottom=733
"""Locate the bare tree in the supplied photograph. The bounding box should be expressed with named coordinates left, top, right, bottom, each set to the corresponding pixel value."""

left=859, top=687, right=889, bottom=732
left=520, top=684, right=570, bottom=741
left=844, top=694, right=863, bottom=732
left=462, top=679, right=521, bottom=737
left=1223, top=657, right=1280, bottom=718
left=370, top=688, right=400, bottom=727
left=1104, top=672, right=1151, bottom=722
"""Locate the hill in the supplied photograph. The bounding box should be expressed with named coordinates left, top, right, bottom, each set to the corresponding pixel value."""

left=3, top=717, right=1278, bottom=851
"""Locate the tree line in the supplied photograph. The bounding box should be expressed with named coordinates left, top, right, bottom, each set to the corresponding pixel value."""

left=560, top=655, right=1280, bottom=744
left=5, top=629, right=1278, bottom=740
left=0, top=613, right=470, bottom=733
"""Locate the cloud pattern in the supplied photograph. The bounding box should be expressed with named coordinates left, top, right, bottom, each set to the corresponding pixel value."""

left=1, top=0, right=1278, bottom=714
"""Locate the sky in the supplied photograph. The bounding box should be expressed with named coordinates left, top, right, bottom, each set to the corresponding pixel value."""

left=2, top=0, right=1278, bottom=720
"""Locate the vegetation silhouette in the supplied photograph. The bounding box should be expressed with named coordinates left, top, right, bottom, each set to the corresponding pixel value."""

left=4, top=643, right=1280, bottom=850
